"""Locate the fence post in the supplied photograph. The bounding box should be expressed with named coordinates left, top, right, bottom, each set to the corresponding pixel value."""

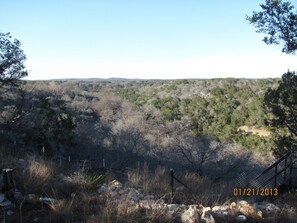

left=170, top=168, right=174, bottom=199
left=102, top=158, right=105, bottom=168
left=68, top=156, right=71, bottom=170
left=42, top=146, right=45, bottom=158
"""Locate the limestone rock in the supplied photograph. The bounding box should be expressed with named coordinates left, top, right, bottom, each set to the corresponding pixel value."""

left=94, top=180, right=283, bottom=222
left=238, top=200, right=257, bottom=217
left=166, top=204, right=183, bottom=217
left=109, top=180, right=122, bottom=191
left=201, top=207, right=215, bottom=223
left=127, top=188, right=143, bottom=201
left=181, top=205, right=200, bottom=223
left=212, top=205, right=231, bottom=218
left=139, top=199, right=156, bottom=209
left=230, top=202, right=237, bottom=210
left=255, top=202, right=280, bottom=216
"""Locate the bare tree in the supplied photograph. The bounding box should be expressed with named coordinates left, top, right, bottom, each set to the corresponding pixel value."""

left=171, top=132, right=268, bottom=182
left=172, top=133, right=220, bottom=176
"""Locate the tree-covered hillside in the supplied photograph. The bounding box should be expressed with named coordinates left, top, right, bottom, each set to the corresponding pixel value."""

left=115, top=78, right=281, bottom=153
left=1, top=79, right=279, bottom=180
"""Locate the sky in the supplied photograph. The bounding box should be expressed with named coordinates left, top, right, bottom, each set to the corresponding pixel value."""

left=1, top=0, right=297, bottom=80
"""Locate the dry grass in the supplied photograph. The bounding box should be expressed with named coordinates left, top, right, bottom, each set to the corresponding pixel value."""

left=126, top=163, right=234, bottom=206
left=237, top=126, right=271, bottom=137
left=175, top=172, right=233, bottom=206
left=44, top=199, right=75, bottom=223
left=2, top=155, right=297, bottom=223
left=22, top=158, right=55, bottom=194
left=127, top=163, right=171, bottom=200
left=273, top=191, right=297, bottom=222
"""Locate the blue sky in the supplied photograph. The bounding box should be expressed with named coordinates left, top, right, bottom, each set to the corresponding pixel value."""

left=1, top=0, right=296, bottom=80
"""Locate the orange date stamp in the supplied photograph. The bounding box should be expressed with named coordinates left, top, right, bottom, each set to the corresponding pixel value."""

left=233, top=187, right=278, bottom=197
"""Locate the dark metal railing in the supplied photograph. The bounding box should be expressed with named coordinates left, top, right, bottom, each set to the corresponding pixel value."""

left=253, top=150, right=296, bottom=188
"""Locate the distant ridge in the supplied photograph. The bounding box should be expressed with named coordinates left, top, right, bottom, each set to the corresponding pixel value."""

left=25, top=77, right=281, bottom=82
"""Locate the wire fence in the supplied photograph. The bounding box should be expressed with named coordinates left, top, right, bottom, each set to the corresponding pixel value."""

left=57, top=155, right=195, bottom=200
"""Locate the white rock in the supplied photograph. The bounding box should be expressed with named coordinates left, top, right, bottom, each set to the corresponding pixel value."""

left=238, top=201, right=257, bottom=216
left=238, top=200, right=249, bottom=206
left=212, top=205, right=230, bottom=217
left=181, top=205, right=199, bottom=223
left=127, top=188, right=142, bottom=201
left=212, top=205, right=229, bottom=212
left=235, top=215, right=247, bottom=222
left=108, top=180, right=122, bottom=191
left=201, top=207, right=215, bottom=223
left=152, top=203, right=165, bottom=210
left=255, top=202, right=280, bottom=216
left=230, top=202, right=237, bottom=210
left=139, top=199, right=156, bottom=209
left=39, top=197, right=57, bottom=205
left=166, top=204, right=181, bottom=216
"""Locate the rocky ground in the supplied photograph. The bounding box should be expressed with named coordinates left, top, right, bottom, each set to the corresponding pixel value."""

left=0, top=166, right=296, bottom=223
left=96, top=179, right=294, bottom=223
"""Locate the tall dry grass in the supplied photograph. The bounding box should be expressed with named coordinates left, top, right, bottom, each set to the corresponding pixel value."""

left=22, top=158, right=56, bottom=194
left=127, top=163, right=171, bottom=199
left=126, top=162, right=235, bottom=206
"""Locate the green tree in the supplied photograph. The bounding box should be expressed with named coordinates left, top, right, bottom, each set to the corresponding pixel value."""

left=264, top=71, right=297, bottom=154
left=35, top=96, right=76, bottom=156
left=0, top=32, right=28, bottom=86
left=248, top=0, right=297, bottom=155
left=247, top=0, right=297, bottom=54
